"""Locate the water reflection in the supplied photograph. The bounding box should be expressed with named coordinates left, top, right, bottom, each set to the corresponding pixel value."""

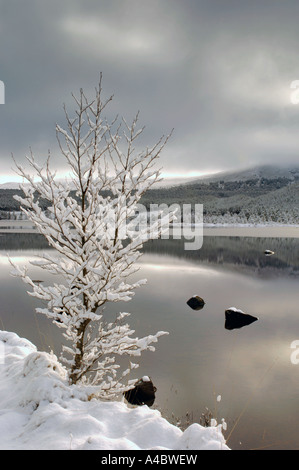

left=1, top=233, right=299, bottom=450
left=143, top=236, right=299, bottom=277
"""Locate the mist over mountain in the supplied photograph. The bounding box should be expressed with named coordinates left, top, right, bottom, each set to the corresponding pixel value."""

left=179, top=164, right=299, bottom=185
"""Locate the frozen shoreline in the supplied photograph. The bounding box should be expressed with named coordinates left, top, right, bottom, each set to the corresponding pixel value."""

left=202, top=224, right=299, bottom=238
left=1, top=219, right=299, bottom=238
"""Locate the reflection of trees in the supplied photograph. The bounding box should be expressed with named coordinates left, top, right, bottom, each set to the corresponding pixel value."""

left=142, top=236, right=299, bottom=275
left=1, top=233, right=299, bottom=277
left=0, top=233, right=49, bottom=250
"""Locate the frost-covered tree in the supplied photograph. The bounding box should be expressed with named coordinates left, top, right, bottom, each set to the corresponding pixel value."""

left=10, top=76, right=173, bottom=398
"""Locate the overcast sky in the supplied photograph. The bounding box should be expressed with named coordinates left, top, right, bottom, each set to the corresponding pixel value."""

left=1, top=0, right=299, bottom=183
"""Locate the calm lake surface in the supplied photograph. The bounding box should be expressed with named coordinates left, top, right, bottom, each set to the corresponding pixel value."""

left=1, top=230, right=299, bottom=450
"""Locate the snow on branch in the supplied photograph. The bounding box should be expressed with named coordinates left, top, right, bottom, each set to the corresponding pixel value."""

left=10, top=76, right=174, bottom=397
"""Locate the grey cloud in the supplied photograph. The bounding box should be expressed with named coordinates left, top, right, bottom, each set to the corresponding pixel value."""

left=1, top=0, right=299, bottom=181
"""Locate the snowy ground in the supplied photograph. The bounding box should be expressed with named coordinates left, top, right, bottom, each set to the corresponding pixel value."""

left=0, top=331, right=229, bottom=451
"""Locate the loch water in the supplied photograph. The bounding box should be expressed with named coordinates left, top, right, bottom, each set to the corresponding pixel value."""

left=1, top=231, right=299, bottom=450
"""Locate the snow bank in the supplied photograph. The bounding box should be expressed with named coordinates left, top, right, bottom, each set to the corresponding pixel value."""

left=0, top=331, right=229, bottom=450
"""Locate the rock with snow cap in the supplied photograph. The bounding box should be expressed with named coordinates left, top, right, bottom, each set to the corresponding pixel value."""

left=123, top=376, right=157, bottom=407
left=264, top=250, right=275, bottom=256
left=225, top=307, right=258, bottom=330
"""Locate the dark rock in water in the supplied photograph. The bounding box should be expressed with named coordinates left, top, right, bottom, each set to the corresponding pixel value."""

left=264, top=250, right=275, bottom=256
left=123, top=376, right=157, bottom=407
left=187, top=296, right=205, bottom=310
left=225, top=307, right=258, bottom=330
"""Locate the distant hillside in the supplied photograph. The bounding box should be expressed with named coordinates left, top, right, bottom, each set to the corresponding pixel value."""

left=1, top=164, right=299, bottom=225
left=186, top=164, right=299, bottom=185
left=140, top=164, right=299, bottom=225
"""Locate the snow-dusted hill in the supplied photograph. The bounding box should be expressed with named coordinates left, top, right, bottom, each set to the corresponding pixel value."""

left=0, top=182, right=22, bottom=189
left=186, top=164, right=299, bottom=185
left=138, top=164, right=299, bottom=225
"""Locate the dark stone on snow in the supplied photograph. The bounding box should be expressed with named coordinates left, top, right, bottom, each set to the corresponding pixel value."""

left=225, top=308, right=258, bottom=331
left=123, top=376, right=157, bottom=407
left=186, top=296, right=205, bottom=310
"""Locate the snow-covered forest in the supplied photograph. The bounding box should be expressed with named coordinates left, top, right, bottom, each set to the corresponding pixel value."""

left=141, top=172, right=299, bottom=226
left=2, top=166, right=299, bottom=225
